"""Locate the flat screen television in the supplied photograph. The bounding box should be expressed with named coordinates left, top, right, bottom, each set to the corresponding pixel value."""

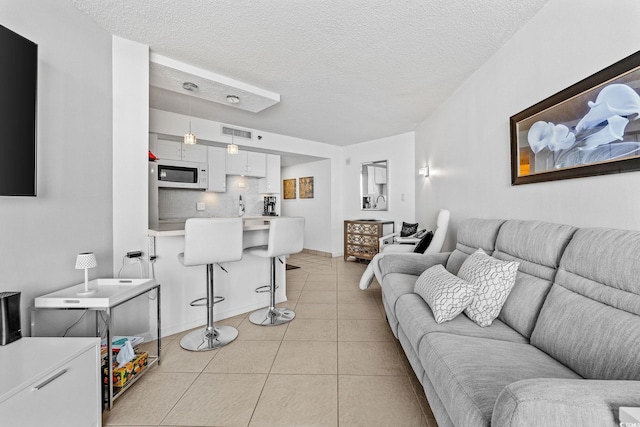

left=0, top=24, right=37, bottom=196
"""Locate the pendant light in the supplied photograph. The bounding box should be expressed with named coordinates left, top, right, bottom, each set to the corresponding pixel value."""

left=183, top=82, right=198, bottom=145
left=227, top=134, right=239, bottom=154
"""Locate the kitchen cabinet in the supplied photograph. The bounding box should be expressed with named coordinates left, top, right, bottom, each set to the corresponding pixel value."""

left=259, top=154, right=281, bottom=193
left=151, top=137, right=207, bottom=162
left=226, top=150, right=266, bottom=177
left=0, top=337, right=101, bottom=426
left=207, top=146, right=227, bottom=192
left=374, top=165, right=387, bottom=184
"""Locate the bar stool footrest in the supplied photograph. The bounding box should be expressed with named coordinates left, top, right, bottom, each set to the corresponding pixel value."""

left=189, top=296, right=225, bottom=306
left=189, top=297, right=207, bottom=307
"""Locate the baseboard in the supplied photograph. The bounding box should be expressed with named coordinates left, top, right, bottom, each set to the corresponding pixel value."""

left=300, top=248, right=332, bottom=258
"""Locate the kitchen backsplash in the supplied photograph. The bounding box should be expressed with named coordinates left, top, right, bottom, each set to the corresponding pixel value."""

left=159, top=176, right=266, bottom=219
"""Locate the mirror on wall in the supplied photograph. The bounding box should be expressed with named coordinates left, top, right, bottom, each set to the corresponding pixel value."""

left=360, top=160, right=388, bottom=211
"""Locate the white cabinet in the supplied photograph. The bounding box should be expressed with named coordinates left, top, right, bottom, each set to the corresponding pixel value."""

left=259, top=154, right=281, bottom=193
left=207, top=146, right=227, bottom=192
left=226, top=150, right=266, bottom=177
left=182, top=144, right=208, bottom=162
left=150, top=136, right=207, bottom=162
left=0, top=337, right=101, bottom=427
left=374, top=165, right=387, bottom=184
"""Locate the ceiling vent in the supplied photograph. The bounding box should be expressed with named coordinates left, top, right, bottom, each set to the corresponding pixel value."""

left=221, top=126, right=253, bottom=141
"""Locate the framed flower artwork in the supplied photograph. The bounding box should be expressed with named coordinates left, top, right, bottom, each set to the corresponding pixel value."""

left=511, top=51, right=640, bottom=185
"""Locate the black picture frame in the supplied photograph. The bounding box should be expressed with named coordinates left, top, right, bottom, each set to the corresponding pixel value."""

left=510, top=51, right=640, bottom=185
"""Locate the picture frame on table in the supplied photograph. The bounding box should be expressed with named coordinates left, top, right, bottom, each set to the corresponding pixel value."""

left=510, top=51, right=640, bottom=185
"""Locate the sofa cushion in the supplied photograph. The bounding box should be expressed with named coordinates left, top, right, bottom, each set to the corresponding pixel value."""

left=414, top=264, right=478, bottom=323
left=492, top=220, right=577, bottom=338
left=381, top=272, right=419, bottom=337
left=531, top=227, right=640, bottom=381
left=395, top=293, right=528, bottom=356
left=420, top=333, right=581, bottom=427
left=457, top=249, right=519, bottom=327
left=445, top=218, right=506, bottom=275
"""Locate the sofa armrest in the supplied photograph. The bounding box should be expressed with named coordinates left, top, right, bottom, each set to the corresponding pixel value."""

left=379, top=231, right=400, bottom=249
left=376, top=252, right=451, bottom=283
left=492, top=378, right=640, bottom=427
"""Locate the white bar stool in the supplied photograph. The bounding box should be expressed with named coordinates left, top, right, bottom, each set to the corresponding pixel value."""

left=178, top=217, right=243, bottom=351
left=247, top=217, right=305, bottom=326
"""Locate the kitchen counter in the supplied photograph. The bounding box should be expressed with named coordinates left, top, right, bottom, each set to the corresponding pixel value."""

left=148, top=216, right=278, bottom=237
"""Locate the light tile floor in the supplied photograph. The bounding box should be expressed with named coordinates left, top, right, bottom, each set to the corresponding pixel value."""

left=102, top=253, right=438, bottom=427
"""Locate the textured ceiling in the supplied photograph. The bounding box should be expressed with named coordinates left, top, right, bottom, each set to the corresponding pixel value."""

left=69, top=0, right=550, bottom=146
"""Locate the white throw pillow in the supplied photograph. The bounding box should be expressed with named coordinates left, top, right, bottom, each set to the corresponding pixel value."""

left=414, top=264, right=479, bottom=324
left=458, top=249, right=519, bottom=327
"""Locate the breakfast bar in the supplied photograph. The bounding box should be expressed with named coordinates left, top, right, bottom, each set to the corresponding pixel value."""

left=148, top=216, right=289, bottom=337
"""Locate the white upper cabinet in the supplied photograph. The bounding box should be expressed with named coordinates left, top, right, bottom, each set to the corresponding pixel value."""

left=374, top=164, right=387, bottom=184
left=259, top=154, right=281, bottom=194
left=225, top=150, right=266, bottom=177
left=182, top=144, right=208, bottom=162
left=150, top=137, right=207, bottom=162
left=207, top=146, right=226, bottom=192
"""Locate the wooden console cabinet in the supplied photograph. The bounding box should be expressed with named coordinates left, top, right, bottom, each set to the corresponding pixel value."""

left=344, top=220, right=394, bottom=261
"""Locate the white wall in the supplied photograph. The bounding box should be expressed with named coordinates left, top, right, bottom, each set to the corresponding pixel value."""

left=281, top=159, right=332, bottom=253
left=343, top=132, right=416, bottom=233
left=415, top=0, right=640, bottom=251
left=0, top=1, right=113, bottom=335
left=112, top=36, right=149, bottom=272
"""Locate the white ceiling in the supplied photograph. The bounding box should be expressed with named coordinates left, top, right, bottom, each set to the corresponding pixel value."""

left=69, top=0, right=550, bottom=146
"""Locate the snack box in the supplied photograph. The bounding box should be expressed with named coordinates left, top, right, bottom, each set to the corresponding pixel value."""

left=103, top=351, right=148, bottom=388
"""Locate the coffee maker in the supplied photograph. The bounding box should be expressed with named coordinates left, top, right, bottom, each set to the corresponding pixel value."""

left=263, top=196, right=277, bottom=216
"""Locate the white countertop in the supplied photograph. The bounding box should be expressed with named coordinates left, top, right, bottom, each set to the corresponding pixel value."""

left=148, top=216, right=279, bottom=237
left=34, top=278, right=157, bottom=308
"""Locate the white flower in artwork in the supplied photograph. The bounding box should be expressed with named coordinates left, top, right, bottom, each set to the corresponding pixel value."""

left=579, top=115, right=629, bottom=150
left=528, top=121, right=576, bottom=153
left=575, top=84, right=640, bottom=132
left=547, top=124, right=576, bottom=151
left=528, top=121, right=554, bottom=153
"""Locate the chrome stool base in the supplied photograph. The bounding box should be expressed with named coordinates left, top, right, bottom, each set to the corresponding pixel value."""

left=249, top=307, right=295, bottom=326
left=180, top=325, right=238, bottom=351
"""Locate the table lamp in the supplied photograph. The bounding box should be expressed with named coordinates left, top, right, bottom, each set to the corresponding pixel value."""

left=75, top=252, right=97, bottom=296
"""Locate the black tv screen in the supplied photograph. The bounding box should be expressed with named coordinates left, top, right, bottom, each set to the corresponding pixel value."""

left=0, top=24, right=37, bottom=196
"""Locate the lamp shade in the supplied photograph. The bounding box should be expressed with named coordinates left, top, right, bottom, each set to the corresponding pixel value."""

left=75, top=252, right=97, bottom=270
left=227, top=143, right=239, bottom=154
left=183, top=132, right=197, bottom=145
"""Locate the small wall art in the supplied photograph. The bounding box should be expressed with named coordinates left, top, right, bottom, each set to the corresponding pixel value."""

left=283, top=178, right=296, bottom=199
left=510, top=51, right=640, bottom=185
left=299, top=176, right=314, bottom=199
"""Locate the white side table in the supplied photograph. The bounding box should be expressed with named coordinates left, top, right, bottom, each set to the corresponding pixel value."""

left=31, top=278, right=161, bottom=410
left=0, top=337, right=101, bottom=426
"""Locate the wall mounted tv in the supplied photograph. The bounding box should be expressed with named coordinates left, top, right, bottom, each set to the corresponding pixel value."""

left=0, top=24, right=37, bottom=196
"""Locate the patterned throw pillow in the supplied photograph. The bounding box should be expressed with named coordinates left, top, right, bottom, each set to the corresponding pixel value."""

left=400, top=222, right=419, bottom=237
left=457, top=249, right=520, bottom=327
left=414, top=264, right=480, bottom=324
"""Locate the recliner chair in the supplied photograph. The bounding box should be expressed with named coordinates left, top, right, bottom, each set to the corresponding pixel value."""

left=358, top=209, right=450, bottom=289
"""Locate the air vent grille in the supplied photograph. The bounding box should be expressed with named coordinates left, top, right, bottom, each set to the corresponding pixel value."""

left=222, top=126, right=252, bottom=140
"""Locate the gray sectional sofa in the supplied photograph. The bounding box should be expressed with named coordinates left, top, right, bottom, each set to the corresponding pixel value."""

left=375, top=218, right=640, bottom=427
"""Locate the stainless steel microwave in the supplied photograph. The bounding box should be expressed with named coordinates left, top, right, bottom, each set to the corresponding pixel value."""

left=155, top=159, right=208, bottom=189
